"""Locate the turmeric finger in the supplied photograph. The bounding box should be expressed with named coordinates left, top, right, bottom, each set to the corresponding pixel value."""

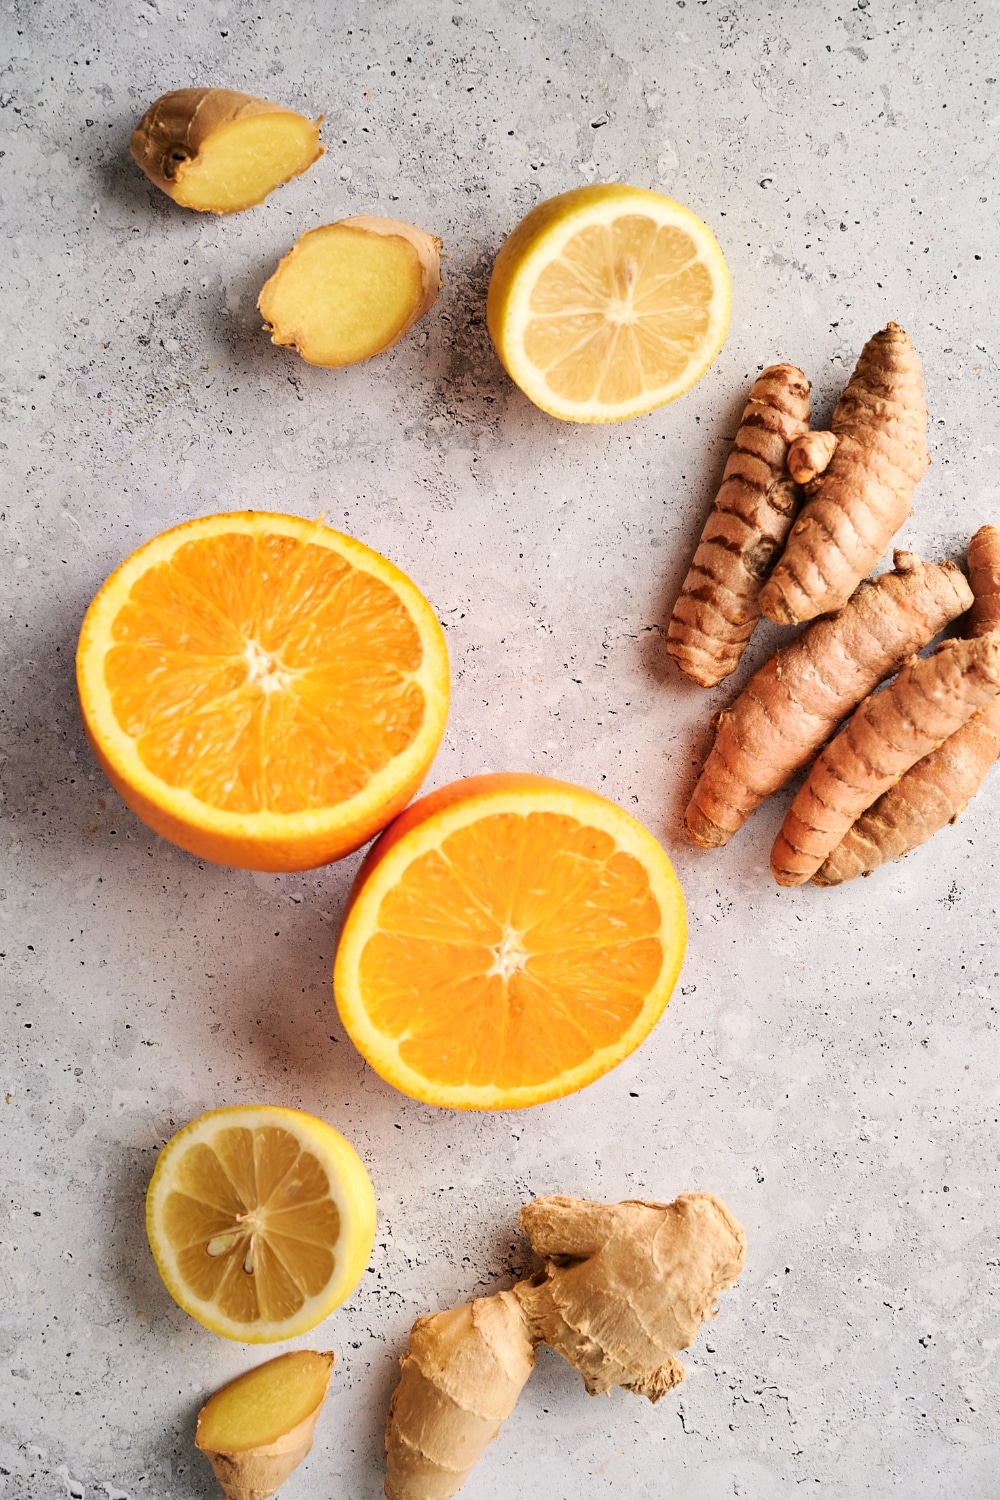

left=666, top=364, right=810, bottom=688
left=771, top=632, right=1000, bottom=886
left=759, top=323, right=930, bottom=626
left=787, top=429, right=837, bottom=485
left=815, top=525, right=1000, bottom=884
left=684, top=551, right=972, bottom=849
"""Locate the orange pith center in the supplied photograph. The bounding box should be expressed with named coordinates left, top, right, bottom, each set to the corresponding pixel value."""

left=103, top=531, right=426, bottom=813
left=161, top=1125, right=340, bottom=1324
left=358, top=810, right=665, bottom=1089
left=523, top=214, right=713, bottom=404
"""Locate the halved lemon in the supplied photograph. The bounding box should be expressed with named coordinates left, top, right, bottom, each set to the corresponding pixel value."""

left=486, top=184, right=730, bottom=423
left=146, top=1105, right=376, bottom=1342
left=76, top=512, right=450, bottom=871
left=333, top=773, right=687, bottom=1109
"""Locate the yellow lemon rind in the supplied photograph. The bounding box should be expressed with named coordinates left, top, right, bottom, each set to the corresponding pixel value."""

left=145, top=1104, right=377, bottom=1343
left=333, top=778, right=687, bottom=1110
left=76, top=512, right=450, bottom=871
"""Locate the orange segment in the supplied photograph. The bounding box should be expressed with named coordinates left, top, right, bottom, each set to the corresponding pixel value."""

left=76, top=512, right=449, bottom=870
left=146, top=1105, right=377, bottom=1342
left=334, top=774, right=687, bottom=1109
left=487, top=185, right=730, bottom=423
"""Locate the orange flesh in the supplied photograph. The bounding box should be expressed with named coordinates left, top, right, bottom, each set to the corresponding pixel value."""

left=358, top=811, right=664, bottom=1089
left=162, top=1126, right=341, bottom=1326
left=104, top=531, right=425, bottom=813
left=523, top=215, right=714, bottom=405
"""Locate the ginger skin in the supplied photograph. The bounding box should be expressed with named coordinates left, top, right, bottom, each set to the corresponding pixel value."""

left=384, top=1193, right=745, bottom=1500
left=130, top=89, right=323, bottom=213
left=760, top=323, right=930, bottom=625
left=815, top=526, right=1000, bottom=884
left=684, top=552, right=973, bottom=849
left=771, top=631, right=1000, bottom=885
left=667, top=364, right=810, bottom=688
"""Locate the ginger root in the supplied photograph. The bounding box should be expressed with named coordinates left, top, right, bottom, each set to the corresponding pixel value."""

left=771, top=631, right=1000, bottom=885
left=195, top=1350, right=333, bottom=1500
left=760, top=323, right=930, bottom=625
left=815, top=525, right=1000, bottom=884
left=258, top=218, right=443, bottom=368
left=130, top=89, right=323, bottom=213
left=684, top=551, right=973, bottom=849
left=666, top=364, right=811, bottom=687
left=384, top=1192, right=745, bottom=1500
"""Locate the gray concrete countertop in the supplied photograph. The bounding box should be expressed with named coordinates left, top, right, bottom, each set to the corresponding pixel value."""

left=2, top=2, right=999, bottom=1496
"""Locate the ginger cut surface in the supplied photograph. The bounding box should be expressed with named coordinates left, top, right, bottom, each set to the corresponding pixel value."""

left=771, top=631, right=1000, bottom=885
left=667, top=363, right=811, bottom=687
left=684, top=551, right=973, bottom=849
left=258, top=218, right=443, bottom=368
left=196, top=1349, right=334, bottom=1500
left=130, top=89, right=323, bottom=213
left=816, top=525, right=1000, bottom=884
left=759, top=323, right=930, bottom=625
left=384, top=1192, right=745, bottom=1500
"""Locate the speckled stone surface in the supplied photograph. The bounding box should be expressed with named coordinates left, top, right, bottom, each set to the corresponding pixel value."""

left=2, top=2, right=1000, bottom=1497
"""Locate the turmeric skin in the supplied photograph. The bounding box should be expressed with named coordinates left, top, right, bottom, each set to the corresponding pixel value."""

left=760, top=323, right=930, bottom=625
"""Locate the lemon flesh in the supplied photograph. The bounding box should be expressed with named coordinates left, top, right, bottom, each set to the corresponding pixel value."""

left=487, top=184, right=730, bottom=423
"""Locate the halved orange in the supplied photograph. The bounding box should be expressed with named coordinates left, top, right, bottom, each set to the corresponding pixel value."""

left=333, top=773, right=687, bottom=1109
left=76, top=512, right=449, bottom=870
left=486, top=184, right=730, bottom=423
left=146, top=1105, right=376, bottom=1342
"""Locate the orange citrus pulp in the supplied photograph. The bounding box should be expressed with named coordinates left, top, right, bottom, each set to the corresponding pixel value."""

left=76, top=512, right=449, bottom=870
left=334, top=774, right=687, bottom=1109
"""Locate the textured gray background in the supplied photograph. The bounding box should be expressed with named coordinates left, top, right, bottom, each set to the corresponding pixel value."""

left=2, top=0, right=999, bottom=1496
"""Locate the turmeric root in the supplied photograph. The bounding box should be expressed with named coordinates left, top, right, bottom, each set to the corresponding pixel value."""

left=786, top=428, right=838, bottom=485
left=195, top=1350, right=334, bottom=1500
left=684, top=551, right=973, bottom=849
left=384, top=1192, right=745, bottom=1500
left=815, top=525, right=1000, bottom=884
left=258, top=218, right=443, bottom=367
left=759, top=323, right=930, bottom=625
left=130, top=89, right=323, bottom=213
left=771, top=631, right=1000, bottom=885
left=666, top=364, right=810, bottom=687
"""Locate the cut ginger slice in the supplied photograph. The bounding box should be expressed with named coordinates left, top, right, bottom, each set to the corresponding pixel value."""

left=146, top=1105, right=376, bottom=1342
left=486, top=184, right=730, bottom=422
left=258, top=218, right=443, bottom=367
left=130, top=89, right=324, bottom=214
left=75, top=512, right=449, bottom=871
left=334, top=773, right=687, bottom=1109
left=196, top=1350, right=334, bottom=1500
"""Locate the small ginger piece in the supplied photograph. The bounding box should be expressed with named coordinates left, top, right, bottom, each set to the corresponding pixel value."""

left=130, top=89, right=323, bottom=213
left=258, top=218, right=443, bottom=368
left=384, top=1192, right=745, bottom=1500
left=760, top=323, right=930, bottom=625
left=666, top=363, right=811, bottom=688
left=816, top=525, right=1000, bottom=884
left=684, top=551, right=973, bottom=849
left=195, top=1350, right=334, bottom=1500
left=771, top=631, right=1000, bottom=886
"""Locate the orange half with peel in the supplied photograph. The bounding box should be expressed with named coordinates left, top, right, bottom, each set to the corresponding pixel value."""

left=333, top=774, right=687, bottom=1109
left=76, top=512, right=449, bottom=871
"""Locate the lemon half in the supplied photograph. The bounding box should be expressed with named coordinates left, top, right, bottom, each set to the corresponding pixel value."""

left=146, top=1105, right=376, bottom=1342
left=487, top=184, right=730, bottom=423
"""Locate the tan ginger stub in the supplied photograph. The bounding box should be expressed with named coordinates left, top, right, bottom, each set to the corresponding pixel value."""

left=667, top=363, right=810, bottom=687
left=684, top=551, right=973, bottom=849
left=772, top=631, right=1000, bottom=886
left=816, top=525, right=1000, bottom=884
left=130, top=89, right=324, bottom=214
left=384, top=1192, right=745, bottom=1500
left=760, top=323, right=930, bottom=625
